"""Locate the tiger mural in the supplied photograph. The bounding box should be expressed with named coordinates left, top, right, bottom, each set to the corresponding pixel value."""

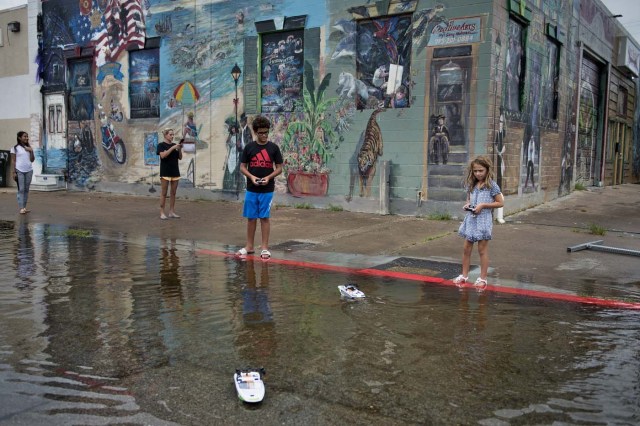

left=347, top=106, right=384, bottom=200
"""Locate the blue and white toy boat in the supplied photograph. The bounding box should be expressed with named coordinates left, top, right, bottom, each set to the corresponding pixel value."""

left=234, top=368, right=266, bottom=403
left=338, top=284, right=366, bottom=299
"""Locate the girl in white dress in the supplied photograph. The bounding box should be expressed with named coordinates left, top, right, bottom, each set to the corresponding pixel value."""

left=453, top=156, right=504, bottom=290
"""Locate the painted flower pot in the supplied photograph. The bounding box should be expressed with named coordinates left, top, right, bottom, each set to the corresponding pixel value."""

left=287, top=171, right=329, bottom=197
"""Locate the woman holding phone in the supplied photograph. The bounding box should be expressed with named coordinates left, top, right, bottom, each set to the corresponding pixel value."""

left=10, top=131, right=35, bottom=214
left=156, top=128, right=183, bottom=220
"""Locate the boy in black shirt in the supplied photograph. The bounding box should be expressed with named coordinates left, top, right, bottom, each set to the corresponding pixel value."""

left=237, top=115, right=283, bottom=259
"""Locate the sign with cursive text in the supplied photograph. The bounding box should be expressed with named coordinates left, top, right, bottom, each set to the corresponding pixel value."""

left=428, top=17, right=481, bottom=47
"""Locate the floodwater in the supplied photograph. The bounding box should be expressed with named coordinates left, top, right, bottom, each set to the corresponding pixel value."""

left=1, top=219, right=639, bottom=425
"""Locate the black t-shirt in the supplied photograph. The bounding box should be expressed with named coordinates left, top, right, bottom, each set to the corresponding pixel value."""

left=240, top=141, right=283, bottom=193
left=157, top=142, right=180, bottom=177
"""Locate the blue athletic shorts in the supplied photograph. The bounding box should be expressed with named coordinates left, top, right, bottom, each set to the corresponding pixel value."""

left=243, top=191, right=274, bottom=219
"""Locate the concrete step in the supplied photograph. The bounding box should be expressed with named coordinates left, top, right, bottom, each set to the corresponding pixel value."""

left=428, top=164, right=465, bottom=175
left=424, top=187, right=467, bottom=202
left=31, top=174, right=66, bottom=192
left=428, top=174, right=464, bottom=188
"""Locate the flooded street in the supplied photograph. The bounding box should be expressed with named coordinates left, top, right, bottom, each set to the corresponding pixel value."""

left=1, top=219, right=639, bottom=425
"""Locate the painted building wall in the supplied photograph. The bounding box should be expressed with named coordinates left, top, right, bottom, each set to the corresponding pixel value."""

left=34, top=0, right=640, bottom=215
left=0, top=5, right=30, bottom=158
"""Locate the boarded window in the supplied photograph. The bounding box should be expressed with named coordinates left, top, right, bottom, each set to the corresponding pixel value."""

left=129, top=48, right=160, bottom=119
left=543, top=39, right=560, bottom=121
left=260, top=29, right=305, bottom=113
left=356, top=14, right=413, bottom=109
left=68, top=59, right=94, bottom=121
left=505, top=19, right=527, bottom=112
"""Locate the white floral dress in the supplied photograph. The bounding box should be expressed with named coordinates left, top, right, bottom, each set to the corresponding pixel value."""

left=458, top=180, right=502, bottom=242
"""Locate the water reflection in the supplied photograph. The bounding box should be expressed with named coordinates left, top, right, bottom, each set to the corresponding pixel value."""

left=0, top=223, right=639, bottom=424
left=15, top=218, right=36, bottom=286
left=160, top=239, right=184, bottom=308
left=236, top=260, right=276, bottom=364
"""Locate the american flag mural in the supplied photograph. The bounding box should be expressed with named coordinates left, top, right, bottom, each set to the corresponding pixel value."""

left=92, top=0, right=146, bottom=64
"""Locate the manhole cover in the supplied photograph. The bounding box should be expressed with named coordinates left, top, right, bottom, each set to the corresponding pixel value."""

left=374, top=257, right=466, bottom=278
left=271, top=240, right=318, bottom=251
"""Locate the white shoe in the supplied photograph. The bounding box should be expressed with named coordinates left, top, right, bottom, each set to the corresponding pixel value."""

left=452, top=275, right=468, bottom=286
left=473, top=277, right=488, bottom=291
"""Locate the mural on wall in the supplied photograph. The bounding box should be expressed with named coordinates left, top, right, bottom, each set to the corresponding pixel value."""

left=144, top=132, right=159, bottom=166
left=576, top=56, right=602, bottom=185
left=429, top=114, right=450, bottom=164
left=412, top=4, right=446, bottom=54
left=222, top=117, right=241, bottom=192
left=68, top=121, right=99, bottom=188
left=97, top=101, right=127, bottom=165
left=541, top=40, right=559, bottom=126
left=92, top=0, right=147, bottom=65
left=260, top=29, right=304, bottom=113
left=428, top=16, right=481, bottom=47
left=37, top=0, right=335, bottom=191
left=521, top=125, right=539, bottom=192
left=68, top=60, right=94, bottom=121
left=505, top=19, right=526, bottom=117
left=560, top=25, right=577, bottom=196
left=280, top=62, right=344, bottom=197
left=146, top=0, right=328, bottom=188
left=429, top=48, right=472, bottom=162
left=520, top=52, right=542, bottom=193
left=347, top=106, right=385, bottom=200
left=130, top=49, right=160, bottom=119
left=579, top=0, right=615, bottom=46
left=93, top=61, right=127, bottom=167
left=334, top=3, right=449, bottom=201
left=38, top=7, right=73, bottom=87
left=172, top=81, right=200, bottom=138
left=560, top=110, right=576, bottom=195
left=43, top=93, right=68, bottom=172
left=355, top=15, right=413, bottom=109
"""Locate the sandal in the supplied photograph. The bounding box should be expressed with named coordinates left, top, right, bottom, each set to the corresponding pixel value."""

left=236, top=248, right=255, bottom=256
left=452, top=275, right=468, bottom=286
left=19, top=208, right=27, bottom=215
left=169, top=213, right=180, bottom=218
left=260, top=249, right=271, bottom=260
left=473, top=277, right=488, bottom=291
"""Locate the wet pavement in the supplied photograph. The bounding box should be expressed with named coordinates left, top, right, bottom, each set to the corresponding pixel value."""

left=0, top=184, right=639, bottom=424
left=1, top=183, right=639, bottom=304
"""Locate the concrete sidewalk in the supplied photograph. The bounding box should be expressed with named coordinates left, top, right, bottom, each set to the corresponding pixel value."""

left=1, top=184, right=639, bottom=304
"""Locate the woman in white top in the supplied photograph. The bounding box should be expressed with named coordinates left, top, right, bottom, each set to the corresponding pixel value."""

left=10, top=131, right=35, bottom=214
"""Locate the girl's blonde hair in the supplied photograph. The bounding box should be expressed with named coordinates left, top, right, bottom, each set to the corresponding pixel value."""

left=162, top=128, right=174, bottom=137
left=464, top=156, right=495, bottom=190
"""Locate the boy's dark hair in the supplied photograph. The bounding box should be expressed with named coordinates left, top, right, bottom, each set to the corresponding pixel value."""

left=252, top=115, right=271, bottom=132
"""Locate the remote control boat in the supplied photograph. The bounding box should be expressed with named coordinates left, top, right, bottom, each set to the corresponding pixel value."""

left=234, top=368, right=266, bottom=403
left=338, top=284, right=365, bottom=299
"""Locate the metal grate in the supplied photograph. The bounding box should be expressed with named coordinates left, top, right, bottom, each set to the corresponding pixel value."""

left=373, top=257, right=465, bottom=278
left=270, top=240, right=318, bottom=251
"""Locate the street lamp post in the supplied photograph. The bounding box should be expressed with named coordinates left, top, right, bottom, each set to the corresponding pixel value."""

left=231, top=63, right=242, bottom=198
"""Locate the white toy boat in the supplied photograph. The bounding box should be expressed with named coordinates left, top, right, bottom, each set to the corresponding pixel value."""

left=338, top=284, right=366, bottom=299
left=234, top=368, right=266, bottom=403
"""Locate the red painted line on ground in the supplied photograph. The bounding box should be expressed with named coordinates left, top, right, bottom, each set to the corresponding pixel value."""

left=197, top=249, right=640, bottom=310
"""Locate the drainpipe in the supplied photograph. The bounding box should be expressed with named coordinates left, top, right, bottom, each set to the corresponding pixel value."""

left=496, top=206, right=505, bottom=223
